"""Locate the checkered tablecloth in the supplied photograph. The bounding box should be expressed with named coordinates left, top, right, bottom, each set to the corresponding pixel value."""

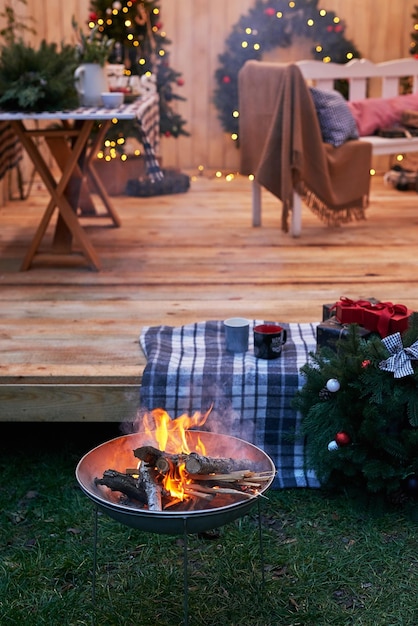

left=139, top=320, right=320, bottom=489
left=0, top=94, right=163, bottom=183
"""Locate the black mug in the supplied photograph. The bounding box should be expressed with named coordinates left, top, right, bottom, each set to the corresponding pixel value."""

left=253, top=324, right=287, bottom=359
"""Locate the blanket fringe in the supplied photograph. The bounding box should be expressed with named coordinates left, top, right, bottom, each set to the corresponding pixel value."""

left=300, top=185, right=368, bottom=227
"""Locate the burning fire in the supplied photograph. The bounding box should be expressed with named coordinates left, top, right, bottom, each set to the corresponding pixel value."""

left=140, top=407, right=211, bottom=501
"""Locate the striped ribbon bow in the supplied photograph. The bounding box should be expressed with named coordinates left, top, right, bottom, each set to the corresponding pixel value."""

left=379, top=332, right=418, bottom=378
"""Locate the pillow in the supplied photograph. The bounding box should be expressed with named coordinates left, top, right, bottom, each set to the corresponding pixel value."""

left=347, top=93, right=418, bottom=136
left=309, top=87, right=359, bottom=147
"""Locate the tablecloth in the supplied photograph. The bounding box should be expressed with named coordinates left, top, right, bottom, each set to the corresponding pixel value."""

left=139, top=320, right=320, bottom=489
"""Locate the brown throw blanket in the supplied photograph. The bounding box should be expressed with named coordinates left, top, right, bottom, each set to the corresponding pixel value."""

left=238, top=60, right=372, bottom=232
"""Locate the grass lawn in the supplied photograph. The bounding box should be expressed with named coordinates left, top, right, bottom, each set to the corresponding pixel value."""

left=0, top=423, right=417, bottom=626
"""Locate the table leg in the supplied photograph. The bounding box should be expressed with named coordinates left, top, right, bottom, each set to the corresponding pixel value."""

left=11, top=120, right=102, bottom=271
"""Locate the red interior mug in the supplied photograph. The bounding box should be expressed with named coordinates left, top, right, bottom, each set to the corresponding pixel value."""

left=253, top=324, right=287, bottom=359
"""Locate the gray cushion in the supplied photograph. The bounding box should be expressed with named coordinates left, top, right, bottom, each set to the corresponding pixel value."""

left=310, top=87, right=359, bottom=147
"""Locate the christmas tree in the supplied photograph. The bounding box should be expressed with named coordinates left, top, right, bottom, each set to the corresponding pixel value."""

left=87, top=0, right=188, bottom=149
left=293, top=316, right=418, bottom=513
left=410, top=4, right=418, bottom=56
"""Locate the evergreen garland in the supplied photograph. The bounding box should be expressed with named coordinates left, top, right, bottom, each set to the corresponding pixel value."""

left=293, top=315, right=418, bottom=511
left=213, top=0, right=361, bottom=141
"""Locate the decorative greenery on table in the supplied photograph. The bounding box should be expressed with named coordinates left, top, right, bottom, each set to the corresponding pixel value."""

left=293, top=316, right=418, bottom=515
left=213, top=0, right=361, bottom=142
left=0, top=40, right=79, bottom=112
left=72, top=17, right=115, bottom=67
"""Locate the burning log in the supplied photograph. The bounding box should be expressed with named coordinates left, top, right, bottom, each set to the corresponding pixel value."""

left=184, top=452, right=260, bottom=475
left=94, top=469, right=147, bottom=504
left=133, top=445, right=181, bottom=474
left=137, top=462, right=162, bottom=511
left=133, top=446, right=261, bottom=476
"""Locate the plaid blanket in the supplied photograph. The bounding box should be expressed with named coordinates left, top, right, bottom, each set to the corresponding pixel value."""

left=139, top=320, right=320, bottom=489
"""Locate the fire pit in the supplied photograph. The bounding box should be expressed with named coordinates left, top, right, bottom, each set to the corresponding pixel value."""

left=76, top=429, right=275, bottom=536
left=76, top=411, right=275, bottom=625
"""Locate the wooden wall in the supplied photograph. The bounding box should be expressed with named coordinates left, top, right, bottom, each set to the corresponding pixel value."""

left=1, top=0, right=417, bottom=176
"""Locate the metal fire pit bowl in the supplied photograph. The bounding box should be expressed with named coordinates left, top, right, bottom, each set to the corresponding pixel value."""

left=76, top=431, right=275, bottom=535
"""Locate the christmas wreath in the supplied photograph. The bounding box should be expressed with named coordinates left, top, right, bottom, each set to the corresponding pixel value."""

left=213, top=0, right=361, bottom=140
left=293, top=316, right=418, bottom=514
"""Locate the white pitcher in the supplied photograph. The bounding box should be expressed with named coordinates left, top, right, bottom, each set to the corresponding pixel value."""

left=74, top=63, right=108, bottom=107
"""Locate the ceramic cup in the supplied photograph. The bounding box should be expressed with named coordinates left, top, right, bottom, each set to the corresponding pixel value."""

left=253, top=323, right=287, bottom=359
left=224, top=317, right=250, bottom=353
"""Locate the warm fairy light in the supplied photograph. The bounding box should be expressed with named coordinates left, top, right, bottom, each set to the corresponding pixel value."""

left=307, top=19, right=314, bottom=27
left=346, top=52, right=354, bottom=59
left=323, top=56, right=331, bottom=63
left=316, top=45, right=322, bottom=52
left=226, top=173, right=235, bottom=182
left=241, top=41, right=248, bottom=48
left=245, top=27, right=252, bottom=34
left=396, top=154, right=404, bottom=162
left=127, top=33, right=133, bottom=40
left=159, top=49, right=165, bottom=56
left=215, top=171, right=222, bottom=178
left=198, top=164, right=204, bottom=172
left=231, top=133, right=238, bottom=141
left=254, top=43, right=260, bottom=50
left=139, top=57, right=146, bottom=64
left=153, top=8, right=160, bottom=15
left=320, top=9, right=327, bottom=16
left=289, top=1, right=296, bottom=8
left=370, top=168, right=376, bottom=176
left=276, top=12, right=283, bottom=18
left=232, top=110, right=239, bottom=118
left=333, top=17, right=340, bottom=24
left=125, top=19, right=132, bottom=27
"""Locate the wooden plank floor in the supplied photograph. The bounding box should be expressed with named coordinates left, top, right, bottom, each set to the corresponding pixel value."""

left=1, top=169, right=418, bottom=420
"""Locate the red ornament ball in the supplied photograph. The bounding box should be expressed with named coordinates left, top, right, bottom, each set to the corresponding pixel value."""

left=264, top=8, right=276, bottom=17
left=222, top=75, right=231, bottom=84
left=335, top=431, right=351, bottom=446
left=361, top=359, right=371, bottom=368
left=177, top=78, right=185, bottom=86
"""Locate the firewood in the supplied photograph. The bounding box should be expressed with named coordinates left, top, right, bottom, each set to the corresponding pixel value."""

left=137, top=462, right=163, bottom=511
left=94, top=469, right=147, bottom=504
left=133, top=445, right=181, bottom=474
left=184, top=452, right=261, bottom=475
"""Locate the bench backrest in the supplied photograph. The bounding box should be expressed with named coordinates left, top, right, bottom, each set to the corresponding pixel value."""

left=296, top=57, right=418, bottom=100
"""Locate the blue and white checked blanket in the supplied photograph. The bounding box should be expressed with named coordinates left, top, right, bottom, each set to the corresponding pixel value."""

left=139, top=320, right=320, bottom=489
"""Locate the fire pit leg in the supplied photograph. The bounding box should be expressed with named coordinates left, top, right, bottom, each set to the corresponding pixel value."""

left=183, top=518, right=189, bottom=626
left=92, top=504, right=99, bottom=607
left=257, top=499, right=265, bottom=585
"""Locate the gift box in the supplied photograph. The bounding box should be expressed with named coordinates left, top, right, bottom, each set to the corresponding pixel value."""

left=334, top=297, right=381, bottom=326
left=322, top=297, right=379, bottom=322
left=316, top=316, right=372, bottom=351
left=361, top=302, right=412, bottom=338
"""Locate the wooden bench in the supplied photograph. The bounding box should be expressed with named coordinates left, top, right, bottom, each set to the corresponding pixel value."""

left=251, top=57, right=418, bottom=237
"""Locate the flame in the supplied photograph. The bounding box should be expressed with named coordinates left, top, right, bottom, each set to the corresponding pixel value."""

left=142, top=407, right=210, bottom=454
left=140, top=407, right=212, bottom=500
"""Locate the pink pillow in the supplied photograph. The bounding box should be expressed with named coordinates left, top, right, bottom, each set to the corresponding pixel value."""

left=347, top=93, right=418, bottom=136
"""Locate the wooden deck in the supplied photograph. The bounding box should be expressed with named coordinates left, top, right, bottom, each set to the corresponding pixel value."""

left=1, top=169, right=418, bottom=421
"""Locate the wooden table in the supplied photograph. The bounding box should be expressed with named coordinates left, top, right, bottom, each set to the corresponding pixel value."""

left=0, top=95, right=160, bottom=271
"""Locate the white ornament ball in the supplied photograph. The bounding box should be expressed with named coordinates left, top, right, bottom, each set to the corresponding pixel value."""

left=112, top=1, right=122, bottom=10
left=326, top=378, right=340, bottom=393
left=327, top=440, right=339, bottom=451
